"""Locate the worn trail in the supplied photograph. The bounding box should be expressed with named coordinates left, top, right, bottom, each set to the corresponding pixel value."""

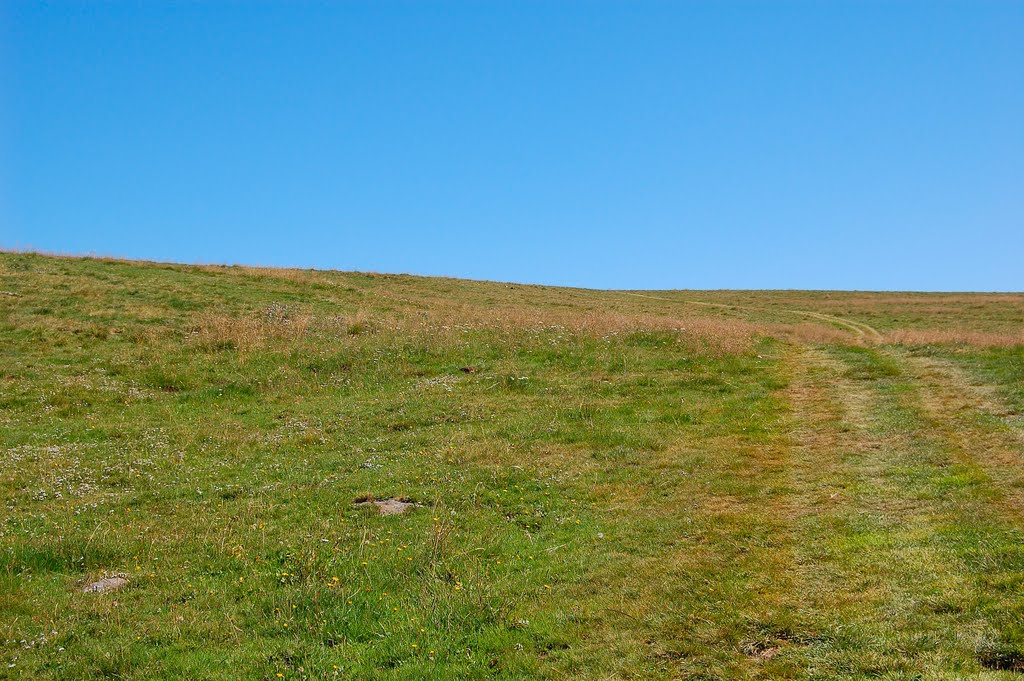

left=779, top=344, right=1024, bottom=676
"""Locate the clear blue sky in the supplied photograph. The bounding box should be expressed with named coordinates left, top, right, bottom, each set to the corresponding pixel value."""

left=2, top=1, right=1022, bottom=290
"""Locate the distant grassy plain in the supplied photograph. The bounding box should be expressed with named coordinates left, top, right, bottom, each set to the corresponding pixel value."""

left=2, top=252, right=1023, bottom=679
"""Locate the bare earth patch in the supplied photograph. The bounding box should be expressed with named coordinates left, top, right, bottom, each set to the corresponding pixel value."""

left=354, top=497, right=420, bottom=515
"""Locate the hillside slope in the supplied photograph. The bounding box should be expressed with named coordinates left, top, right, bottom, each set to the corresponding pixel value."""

left=2, top=252, right=1023, bottom=679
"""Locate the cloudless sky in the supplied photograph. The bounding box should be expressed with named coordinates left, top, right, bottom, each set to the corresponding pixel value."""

left=2, top=1, right=1022, bottom=290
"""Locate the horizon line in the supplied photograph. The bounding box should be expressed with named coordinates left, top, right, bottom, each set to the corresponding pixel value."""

left=2, top=247, right=1021, bottom=296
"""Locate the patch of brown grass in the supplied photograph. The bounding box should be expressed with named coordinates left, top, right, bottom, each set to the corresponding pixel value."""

left=403, top=305, right=761, bottom=354
left=189, top=306, right=313, bottom=352
left=203, top=264, right=338, bottom=287
left=186, top=300, right=881, bottom=358
left=887, top=328, right=1024, bottom=348
left=187, top=305, right=381, bottom=352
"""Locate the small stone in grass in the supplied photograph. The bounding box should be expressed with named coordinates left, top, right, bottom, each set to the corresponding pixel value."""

left=83, top=576, right=128, bottom=593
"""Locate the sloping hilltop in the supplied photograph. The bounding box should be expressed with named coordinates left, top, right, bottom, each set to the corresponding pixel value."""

left=2, top=252, right=1023, bottom=679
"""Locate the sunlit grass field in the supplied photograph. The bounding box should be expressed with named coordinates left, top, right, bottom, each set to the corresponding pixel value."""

left=2, top=252, right=1023, bottom=679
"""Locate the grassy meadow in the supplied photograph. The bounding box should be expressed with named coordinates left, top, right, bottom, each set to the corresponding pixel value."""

left=2, top=252, right=1024, bottom=679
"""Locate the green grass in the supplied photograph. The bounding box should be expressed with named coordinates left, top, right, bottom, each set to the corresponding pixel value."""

left=2, top=252, right=1023, bottom=679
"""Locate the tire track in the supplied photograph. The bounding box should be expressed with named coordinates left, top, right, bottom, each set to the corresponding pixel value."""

left=896, top=349, right=1024, bottom=511
left=780, top=345, right=1024, bottom=674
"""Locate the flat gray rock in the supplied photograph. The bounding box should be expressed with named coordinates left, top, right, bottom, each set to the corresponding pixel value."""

left=83, top=576, right=128, bottom=593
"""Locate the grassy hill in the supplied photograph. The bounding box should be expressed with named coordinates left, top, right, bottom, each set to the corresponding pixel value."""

left=2, top=251, right=1023, bottom=679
